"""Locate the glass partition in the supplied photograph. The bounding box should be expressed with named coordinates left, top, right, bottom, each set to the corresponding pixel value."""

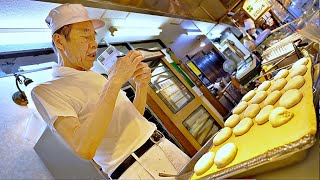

left=183, top=106, right=221, bottom=145
left=149, top=60, right=194, bottom=113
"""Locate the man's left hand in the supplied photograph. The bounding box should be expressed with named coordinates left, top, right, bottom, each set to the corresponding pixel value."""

left=132, top=62, right=151, bottom=87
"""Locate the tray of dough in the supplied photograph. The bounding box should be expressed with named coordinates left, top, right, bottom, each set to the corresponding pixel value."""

left=191, top=56, right=317, bottom=179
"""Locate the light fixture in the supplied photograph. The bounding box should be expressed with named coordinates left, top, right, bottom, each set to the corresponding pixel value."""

left=0, top=28, right=51, bottom=45
left=12, top=74, right=33, bottom=106
left=109, top=26, right=162, bottom=36
left=184, top=29, right=203, bottom=36
left=200, top=42, right=206, bottom=47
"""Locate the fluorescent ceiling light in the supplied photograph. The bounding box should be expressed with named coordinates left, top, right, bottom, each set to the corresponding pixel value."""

left=0, top=28, right=50, bottom=33
left=0, top=28, right=51, bottom=45
left=184, top=29, right=203, bottom=35
left=200, top=42, right=206, bottom=47
left=109, top=26, right=162, bottom=36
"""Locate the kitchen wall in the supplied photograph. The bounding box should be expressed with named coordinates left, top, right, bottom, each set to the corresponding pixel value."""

left=160, top=20, right=217, bottom=63
left=168, top=35, right=214, bottom=63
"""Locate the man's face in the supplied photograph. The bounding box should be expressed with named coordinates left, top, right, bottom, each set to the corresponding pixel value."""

left=61, top=21, right=97, bottom=70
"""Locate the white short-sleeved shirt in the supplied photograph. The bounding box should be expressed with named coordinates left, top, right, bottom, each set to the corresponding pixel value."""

left=31, top=66, right=156, bottom=175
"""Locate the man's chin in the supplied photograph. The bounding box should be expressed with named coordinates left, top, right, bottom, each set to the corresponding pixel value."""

left=83, top=65, right=93, bottom=71
left=85, top=63, right=94, bottom=71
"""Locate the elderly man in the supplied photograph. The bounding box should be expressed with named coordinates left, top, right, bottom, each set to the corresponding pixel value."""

left=31, top=3, right=189, bottom=179
left=243, top=18, right=271, bottom=50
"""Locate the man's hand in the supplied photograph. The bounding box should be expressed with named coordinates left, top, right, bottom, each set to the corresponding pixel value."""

left=132, top=62, right=151, bottom=114
left=132, top=62, right=151, bottom=87
left=108, top=50, right=144, bottom=85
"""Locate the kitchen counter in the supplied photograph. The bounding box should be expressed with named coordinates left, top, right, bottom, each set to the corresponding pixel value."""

left=0, top=68, right=54, bottom=179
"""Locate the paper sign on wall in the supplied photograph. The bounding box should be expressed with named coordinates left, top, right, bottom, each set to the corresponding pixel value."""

left=243, top=0, right=271, bottom=20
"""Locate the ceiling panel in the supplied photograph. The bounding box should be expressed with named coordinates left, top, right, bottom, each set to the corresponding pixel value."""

left=102, top=10, right=129, bottom=19
left=0, top=0, right=222, bottom=49
left=200, top=0, right=228, bottom=20
left=86, top=7, right=106, bottom=19
left=0, top=0, right=105, bottom=28
left=35, top=0, right=220, bottom=22
left=193, top=20, right=216, bottom=35
left=119, top=12, right=172, bottom=27
left=0, top=0, right=60, bottom=28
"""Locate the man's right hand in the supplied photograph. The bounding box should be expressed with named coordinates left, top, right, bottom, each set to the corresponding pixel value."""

left=108, top=50, right=144, bottom=85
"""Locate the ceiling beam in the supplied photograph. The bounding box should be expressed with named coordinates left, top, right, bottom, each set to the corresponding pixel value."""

left=34, top=0, right=218, bottom=23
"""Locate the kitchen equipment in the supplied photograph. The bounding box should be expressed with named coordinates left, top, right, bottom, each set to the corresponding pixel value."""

left=97, top=46, right=166, bottom=76
left=190, top=55, right=317, bottom=179
left=236, top=55, right=261, bottom=85
left=262, top=43, right=296, bottom=65
left=223, top=59, right=236, bottom=74
left=260, top=32, right=305, bottom=66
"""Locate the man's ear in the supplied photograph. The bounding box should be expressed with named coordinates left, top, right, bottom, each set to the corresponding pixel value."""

left=53, top=34, right=65, bottom=51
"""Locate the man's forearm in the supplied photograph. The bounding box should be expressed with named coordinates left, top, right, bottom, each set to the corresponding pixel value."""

left=133, top=84, right=148, bottom=115
left=72, top=77, right=123, bottom=158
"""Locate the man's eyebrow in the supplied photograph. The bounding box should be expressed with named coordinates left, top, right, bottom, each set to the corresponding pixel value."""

left=80, top=28, right=96, bottom=34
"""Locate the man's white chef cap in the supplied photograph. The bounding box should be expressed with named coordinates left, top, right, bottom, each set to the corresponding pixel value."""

left=244, top=18, right=255, bottom=31
left=45, top=3, right=105, bottom=35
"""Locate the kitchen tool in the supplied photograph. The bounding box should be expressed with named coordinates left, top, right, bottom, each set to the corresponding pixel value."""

left=97, top=47, right=165, bottom=75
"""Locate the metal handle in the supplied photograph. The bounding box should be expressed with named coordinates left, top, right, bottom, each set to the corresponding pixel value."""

left=158, top=173, right=178, bottom=177
left=159, top=171, right=192, bottom=178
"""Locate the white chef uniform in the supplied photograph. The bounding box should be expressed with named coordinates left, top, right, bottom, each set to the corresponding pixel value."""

left=31, top=65, right=190, bottom=179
